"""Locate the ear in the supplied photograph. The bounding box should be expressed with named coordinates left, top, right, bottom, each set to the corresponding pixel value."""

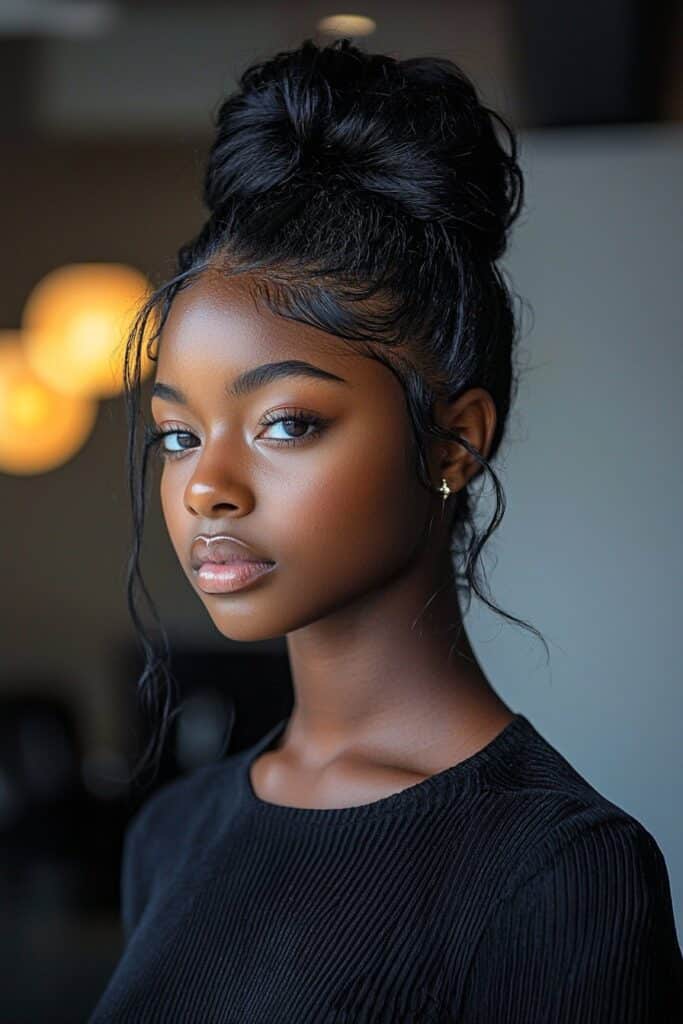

left=428, top=387, right=497, bottom=493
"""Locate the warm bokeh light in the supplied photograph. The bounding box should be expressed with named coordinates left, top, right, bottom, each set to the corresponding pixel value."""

left=0, top=332, right=98, bottom=474
left=21, top=262, right=155, bottom=399
left=317, top=14, right=376, bottom=37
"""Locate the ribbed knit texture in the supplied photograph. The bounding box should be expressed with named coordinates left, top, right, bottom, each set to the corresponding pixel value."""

left=88, top=712, right=683, bottom=1022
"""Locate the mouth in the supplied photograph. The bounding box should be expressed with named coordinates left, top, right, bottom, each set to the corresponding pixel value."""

left=190, top=535, right=274, bottom=572
left=194, top=559, right=277, bottom=595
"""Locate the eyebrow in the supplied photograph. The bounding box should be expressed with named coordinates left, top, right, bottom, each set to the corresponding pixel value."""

left=151, top=359, right=350, bottom=405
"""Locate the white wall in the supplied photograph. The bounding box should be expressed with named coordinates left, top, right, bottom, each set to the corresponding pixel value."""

left=467, top=124, right=683, bottom=938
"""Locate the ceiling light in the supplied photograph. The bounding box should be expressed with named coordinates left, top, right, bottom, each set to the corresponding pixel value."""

left=317, top=14, right=377, bottom=38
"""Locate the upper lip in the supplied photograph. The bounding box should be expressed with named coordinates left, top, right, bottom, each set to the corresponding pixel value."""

left=190, top=534, right=275, bottom=572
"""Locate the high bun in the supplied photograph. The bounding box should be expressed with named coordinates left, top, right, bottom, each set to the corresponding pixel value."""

left=203, top=39, right=521, bottom=263
left=122, top=37, right=545, bottom=789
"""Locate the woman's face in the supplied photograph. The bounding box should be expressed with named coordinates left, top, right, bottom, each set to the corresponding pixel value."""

left=150, top=270, right=442, bottom=642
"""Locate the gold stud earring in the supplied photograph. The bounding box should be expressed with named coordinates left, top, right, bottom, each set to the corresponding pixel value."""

left=439, top=477, right=451, bottom=501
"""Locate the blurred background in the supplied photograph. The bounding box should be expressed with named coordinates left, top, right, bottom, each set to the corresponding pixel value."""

left=1, top=1, right=682, bottom=1019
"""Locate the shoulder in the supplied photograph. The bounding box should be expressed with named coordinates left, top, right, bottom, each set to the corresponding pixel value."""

left=458, top=713, right=648, bottom=859
left=449, top=714, right=677, bottom=916
left=498, top=813, right=674, bottom=913
left=456, top=817, right=683, bottom=1021
left=474, top=713, right=628, bottom=814
left=124, top=743, right=249, bottom=863
left=119, top=754, right=239, bottom=941
left=128, top=756, right=226, bottom=832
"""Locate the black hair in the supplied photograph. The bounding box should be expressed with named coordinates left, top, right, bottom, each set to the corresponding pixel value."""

left=122, top=37, right=547, bottom=791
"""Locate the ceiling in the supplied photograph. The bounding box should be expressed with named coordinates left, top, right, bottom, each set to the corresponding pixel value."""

left=0, top=0, right=681, bottom=137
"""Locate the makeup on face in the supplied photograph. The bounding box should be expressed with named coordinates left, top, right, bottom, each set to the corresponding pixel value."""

left=191, top=534, right=277, bottom=594
left=195, top=559, right=277, bottom=594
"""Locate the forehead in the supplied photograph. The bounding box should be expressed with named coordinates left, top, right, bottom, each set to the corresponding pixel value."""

left=155, top=270, right=357, bottom=378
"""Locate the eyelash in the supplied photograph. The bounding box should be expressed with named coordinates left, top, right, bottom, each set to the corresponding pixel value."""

left=144, top=408, right=327, bottom=462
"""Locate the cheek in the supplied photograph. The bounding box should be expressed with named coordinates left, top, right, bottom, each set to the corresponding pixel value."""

left=280, top=413, right=426, bottom=581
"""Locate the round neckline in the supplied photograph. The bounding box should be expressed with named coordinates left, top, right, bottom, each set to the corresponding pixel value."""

left=238, top=711, right=534, bottom=825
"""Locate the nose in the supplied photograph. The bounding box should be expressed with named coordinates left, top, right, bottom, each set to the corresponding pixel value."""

left=182, top=448, right=255, bottom=518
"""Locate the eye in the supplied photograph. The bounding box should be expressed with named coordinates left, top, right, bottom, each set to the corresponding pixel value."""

left=144, top=422, right=198, bottom=462
left=258, top=408, right=326, bottom=447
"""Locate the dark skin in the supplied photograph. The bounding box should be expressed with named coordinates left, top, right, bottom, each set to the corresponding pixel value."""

left=150, top=269, right=515, bottom=810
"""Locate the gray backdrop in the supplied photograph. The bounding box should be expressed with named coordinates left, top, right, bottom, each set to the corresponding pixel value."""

left=468, top=125, right=683, bottom=942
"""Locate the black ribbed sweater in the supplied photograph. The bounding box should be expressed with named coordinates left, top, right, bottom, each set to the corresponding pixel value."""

left=88, top=712, right=683, bottom=1022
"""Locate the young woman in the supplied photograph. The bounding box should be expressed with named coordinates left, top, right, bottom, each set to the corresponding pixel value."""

left=89, top=38, right=683, bottom=1023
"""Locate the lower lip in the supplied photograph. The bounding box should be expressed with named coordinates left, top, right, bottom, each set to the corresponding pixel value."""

left=195, top=560, right=276, bottom=594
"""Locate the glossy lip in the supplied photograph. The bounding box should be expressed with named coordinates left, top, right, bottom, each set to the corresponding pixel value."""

left=190, top=534, right=275, bottom=572
left=195, top=559, right=277, bottom=595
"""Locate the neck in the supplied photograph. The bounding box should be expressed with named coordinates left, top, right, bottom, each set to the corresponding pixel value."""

left=282, top=547, right=509, bottom=764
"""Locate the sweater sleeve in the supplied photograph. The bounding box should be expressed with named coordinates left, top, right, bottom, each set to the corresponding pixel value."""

left=459, top=820, right=683, bottom=1023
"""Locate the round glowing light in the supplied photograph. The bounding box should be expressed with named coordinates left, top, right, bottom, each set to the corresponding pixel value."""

left=22, top=262, right=155, bottom=399
left=0, top=332, right=98, bottom=475
left=317, top=14, right=376, bottom=37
